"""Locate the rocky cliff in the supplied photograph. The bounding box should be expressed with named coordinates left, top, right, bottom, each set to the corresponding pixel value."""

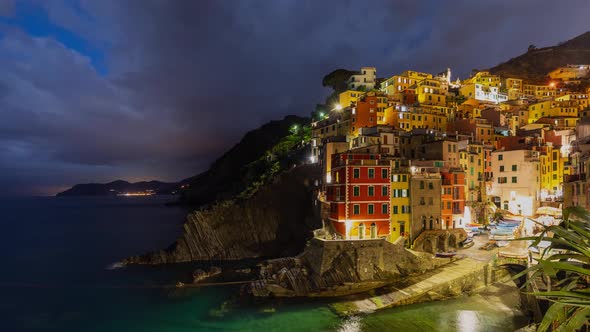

left=123, top=164, right=322, bottom=264
left=249, top=237, right=449, bottom=297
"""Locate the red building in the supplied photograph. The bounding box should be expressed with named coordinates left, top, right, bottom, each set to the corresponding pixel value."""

left=441, top=170, right=466, bottom=228
left=326, top=152, right=390, bottom=239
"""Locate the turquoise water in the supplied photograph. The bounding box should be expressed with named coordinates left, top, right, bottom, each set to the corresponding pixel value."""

left=0, top=197, right=528, bottom=331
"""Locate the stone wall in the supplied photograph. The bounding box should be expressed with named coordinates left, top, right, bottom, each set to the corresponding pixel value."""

left=412, top=228, right=468, bottom=253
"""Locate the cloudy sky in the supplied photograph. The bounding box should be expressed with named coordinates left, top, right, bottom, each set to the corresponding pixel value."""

left=1, top=0, right=589, bottom=196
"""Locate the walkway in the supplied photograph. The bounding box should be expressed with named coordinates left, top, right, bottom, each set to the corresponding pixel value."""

left=331, top=257, right=491, bottom=315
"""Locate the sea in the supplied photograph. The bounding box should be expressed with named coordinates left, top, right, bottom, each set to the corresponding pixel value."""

left=0, top=196, right=529, bottom=331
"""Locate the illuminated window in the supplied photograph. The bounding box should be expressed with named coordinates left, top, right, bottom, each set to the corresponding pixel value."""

left=392, top=174, right=399, bottom=182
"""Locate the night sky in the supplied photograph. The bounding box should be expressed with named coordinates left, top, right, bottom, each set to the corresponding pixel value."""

left=1, top=0, right=590, bottom=196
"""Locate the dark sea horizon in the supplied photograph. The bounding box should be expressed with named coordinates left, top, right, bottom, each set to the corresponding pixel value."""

left=0, top=196, right=528, bottom=331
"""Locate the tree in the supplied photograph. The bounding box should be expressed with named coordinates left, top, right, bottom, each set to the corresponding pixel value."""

left=517, top=207, right=590, bottom=331
left=322, top=69, right=356, bottom=93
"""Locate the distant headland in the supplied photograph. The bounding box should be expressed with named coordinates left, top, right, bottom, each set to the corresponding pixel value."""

left=56, top=180, right=179, bottom=197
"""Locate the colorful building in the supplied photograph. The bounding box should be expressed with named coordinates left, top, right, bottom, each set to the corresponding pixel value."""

left=326, top=152, right=391, bottom=239
left=390, top=159, right=411, bottom=241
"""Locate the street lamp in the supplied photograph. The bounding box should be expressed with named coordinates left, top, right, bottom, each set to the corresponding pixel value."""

left=334, top=104, right=342, bottom=111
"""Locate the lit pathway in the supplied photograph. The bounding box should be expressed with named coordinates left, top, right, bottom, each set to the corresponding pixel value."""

left=331, top=257, right=490, bottom=315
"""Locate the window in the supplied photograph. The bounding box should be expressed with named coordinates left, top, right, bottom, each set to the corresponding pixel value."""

left=512, top=165, right=517, bottom=171
left=553, top=162, right=557, bottom=171
left=382, top=168, right=388, bottom=179
left=368, top=204, right=374, bottom=215
left=393, top=206, right=398, bottom=214
left=353, top=186, right=360, bottom=196
left=428, top=197, right=433, bottom=205
left=500, top=166, right=504, bottom=172
left=428, top=182, right=434, bottom=190
left=368, top=168, right=375, bottom=179
left=353, top=168, right=360, bottom=179
left=368, top=186, right=374, bottom=196
left=512, top=177, right=517, bottom=183
left=382, top=186, right=388, bottom=196
left=402, top=189, right=408, bottom=197
left=382, top=204, right=388, bottom=214
left=353, top=204, right=360, bottom=215
left=392, top=174, right=399, bottom=182
left=498, top=154, right=503, bottom=161
left=420, top=181, right=425, bottom=189
left=402, top=175, right=407, bottom=182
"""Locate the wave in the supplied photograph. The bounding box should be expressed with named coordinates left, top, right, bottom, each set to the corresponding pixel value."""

left=106, top=261, right=125, bottom=270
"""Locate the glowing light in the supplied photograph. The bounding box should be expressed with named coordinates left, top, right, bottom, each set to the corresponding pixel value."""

left=457, top=310, right=479, bottom=332
left=326, top=173, right=332, bottom=183
left=549, top=82, right=556, bottom=88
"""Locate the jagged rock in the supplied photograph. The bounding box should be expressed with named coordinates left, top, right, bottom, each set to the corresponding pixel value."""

left=250, top=237, right=449, bottom=297
left=123, top=165, right=322, bottom=264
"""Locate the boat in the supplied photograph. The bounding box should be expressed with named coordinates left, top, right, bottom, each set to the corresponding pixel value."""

left=435, top=252, right=457, bottom=258
left=459, top=238, right=474, bottom=249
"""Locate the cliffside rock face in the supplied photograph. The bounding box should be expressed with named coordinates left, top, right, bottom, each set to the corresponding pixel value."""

left=489, top=31, right=590, bottom=80
left=250, top=238, right=448, bottom=297
left=123, top=165, right=322, bottom=264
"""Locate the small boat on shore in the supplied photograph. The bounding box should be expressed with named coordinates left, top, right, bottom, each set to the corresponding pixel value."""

left=435, top=252, right=457, bottom=258
left=459, top=238, right=474, bottom=248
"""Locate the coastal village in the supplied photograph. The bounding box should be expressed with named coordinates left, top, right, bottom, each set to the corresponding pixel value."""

left=309, top=65, right=590, bottom=247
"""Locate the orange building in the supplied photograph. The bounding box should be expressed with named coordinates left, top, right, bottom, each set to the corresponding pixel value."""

left=350, top=93, right=387, bottom=136
left=441, top=170, right=466, bottom=228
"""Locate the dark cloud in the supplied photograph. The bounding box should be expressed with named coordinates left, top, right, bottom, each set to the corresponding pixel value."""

left=0, top=0, right=14, bottom=17
left=1, top=0, right=590, bottom=195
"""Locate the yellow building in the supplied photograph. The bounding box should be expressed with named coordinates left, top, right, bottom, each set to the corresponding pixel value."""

left=381, top=70, right=432, bottom=96
left=548, top=65, right=590, bottom=81
left=555, top=93, right=588, bottom=111
left=551, top=100, right=579, bottom=118
left=539, top=144, right=570, bottom=199
left=390, top=161, right=411, bottom=241
left=465, top=71, right=501, bottom=87
left=383, top=105, right=447, bottom=132
left=416, top=78, right=447, bottom=106
left=338, top=90, right=363, bottom=108
left=503, top=77, right=523, bottom=100
left=527, top=101, right=552, bottom=123
left=523, top=83, right=556, bottom=98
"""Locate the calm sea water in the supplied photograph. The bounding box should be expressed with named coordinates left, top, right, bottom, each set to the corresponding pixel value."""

left=0, top=197, right=528, bottom=331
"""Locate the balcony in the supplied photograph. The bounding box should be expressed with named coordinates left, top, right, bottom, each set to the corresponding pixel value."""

left=565, top=173, right=586, bottom=182
left=332, top=159, right=391, bottom=167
